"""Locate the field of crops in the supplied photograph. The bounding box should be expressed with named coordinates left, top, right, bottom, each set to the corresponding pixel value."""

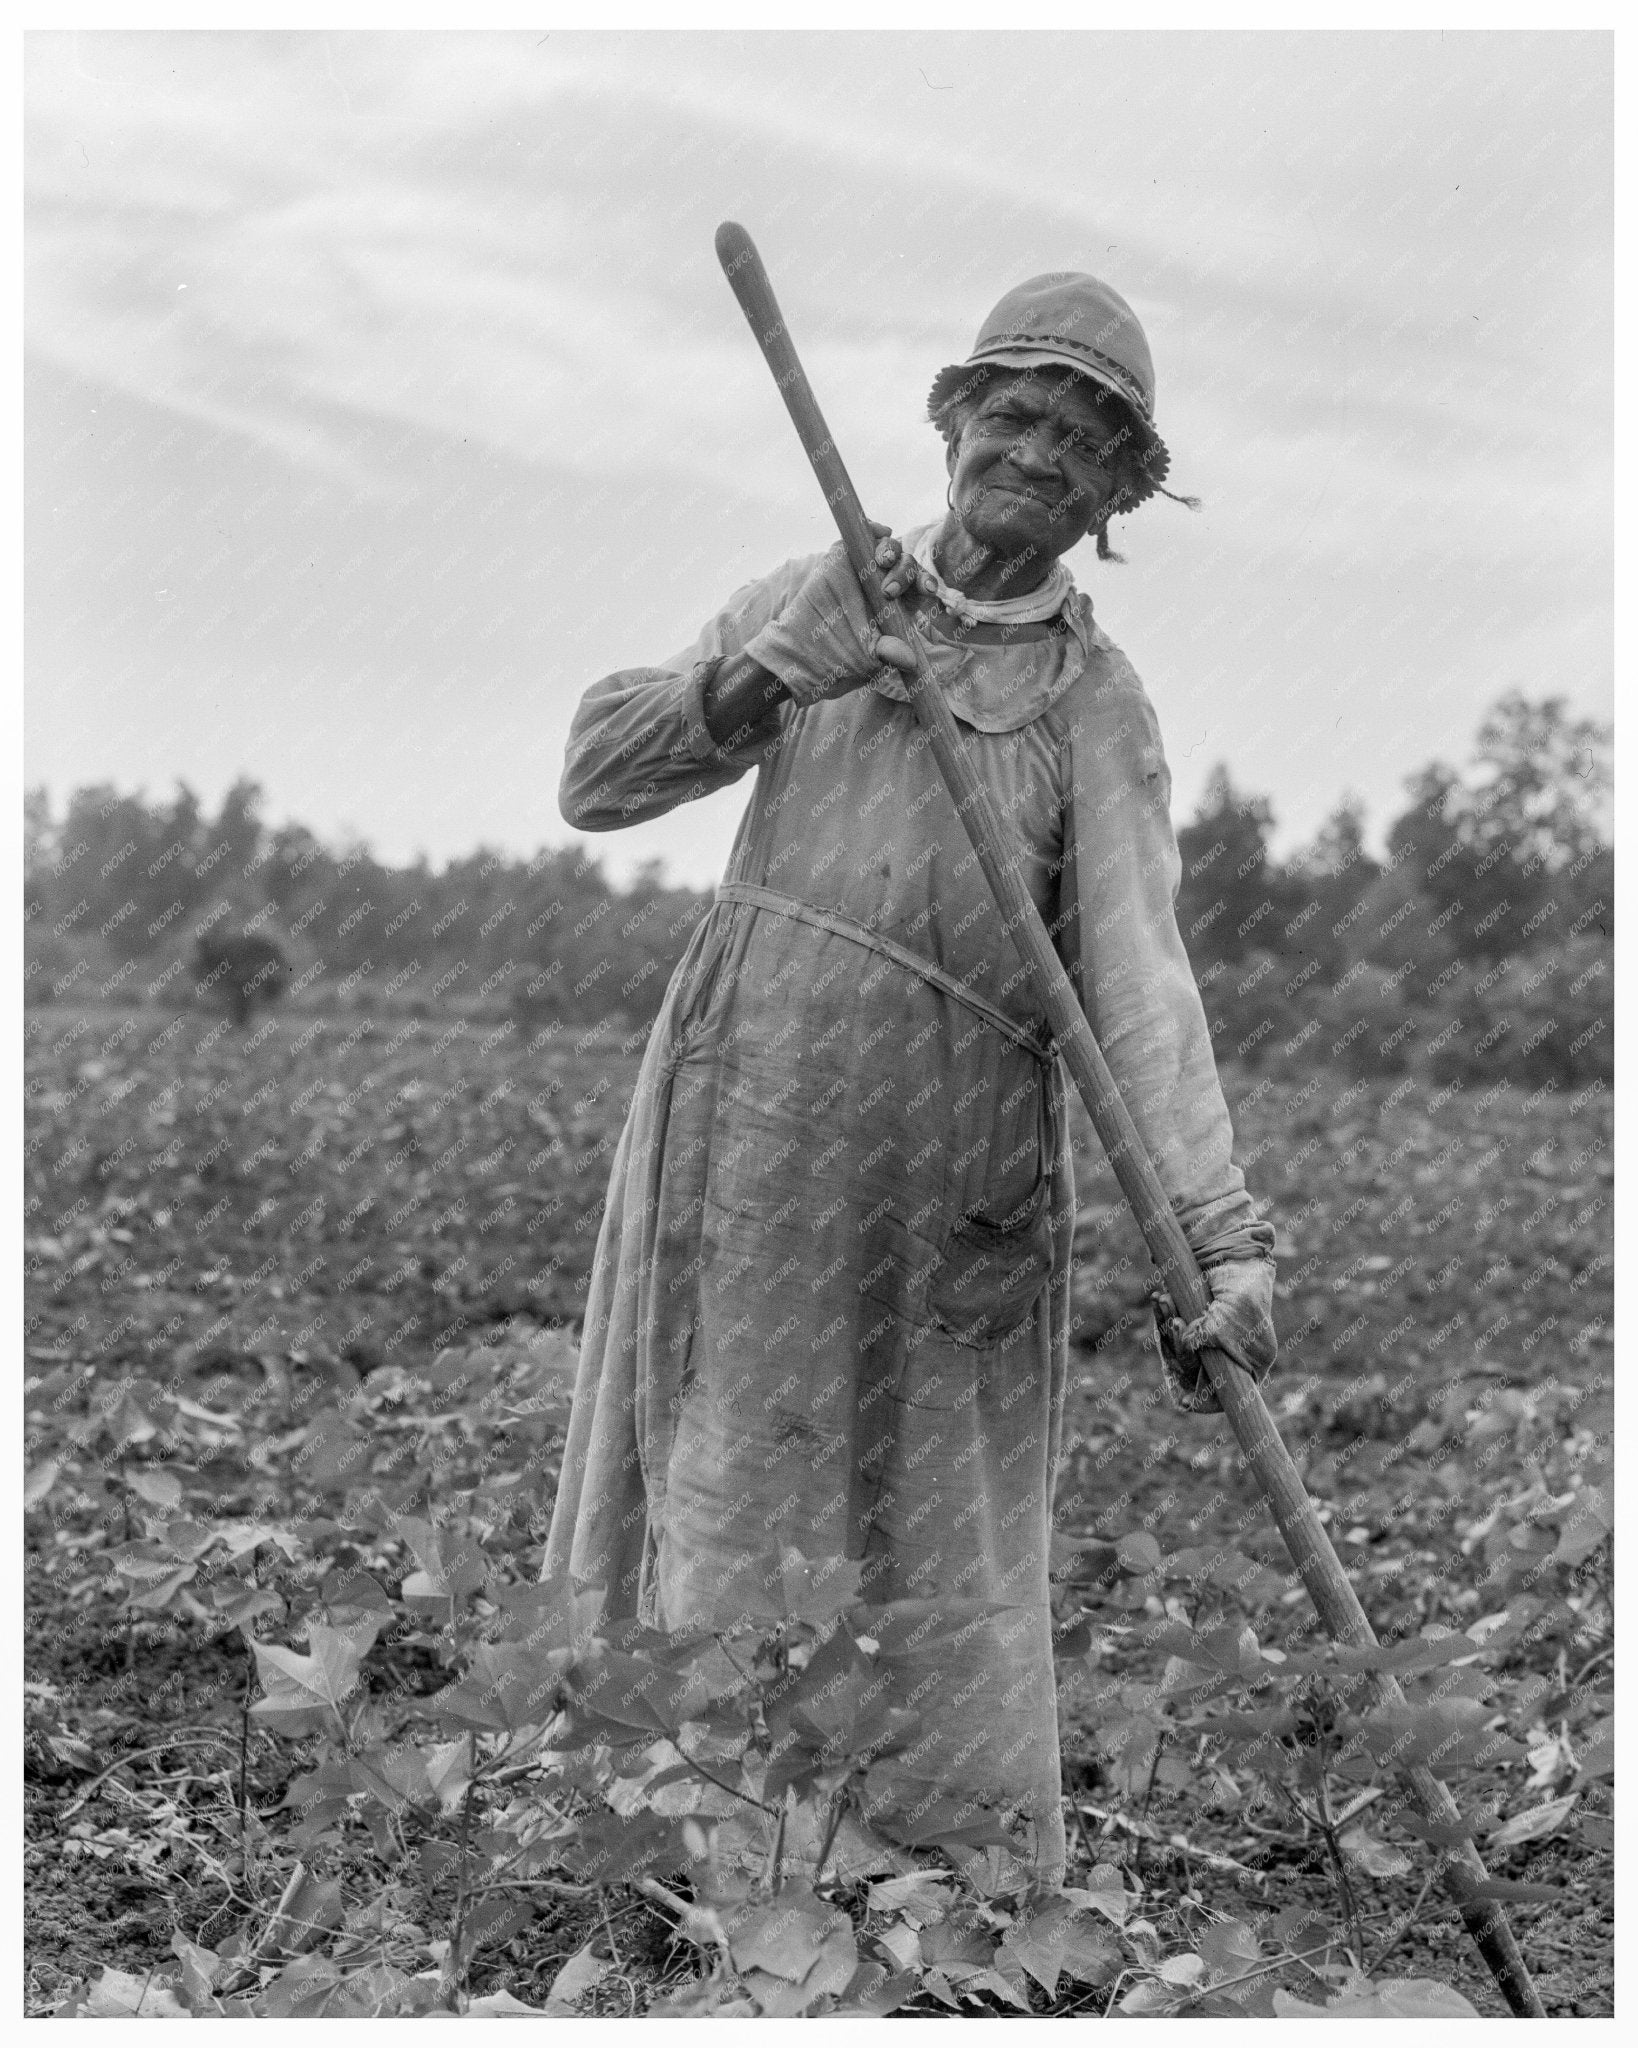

left=24, top=999, right=1614, bottom=2017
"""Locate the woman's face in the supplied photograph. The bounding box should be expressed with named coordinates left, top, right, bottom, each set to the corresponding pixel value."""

left=946, top=368, right=1126, bottom=563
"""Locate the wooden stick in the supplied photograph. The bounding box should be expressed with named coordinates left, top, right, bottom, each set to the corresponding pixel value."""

left=714, top=219, right=1545, bottom=2019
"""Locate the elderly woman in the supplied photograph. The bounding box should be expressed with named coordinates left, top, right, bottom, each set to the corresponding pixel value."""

left=545, top=272, right=1276, bottom=1885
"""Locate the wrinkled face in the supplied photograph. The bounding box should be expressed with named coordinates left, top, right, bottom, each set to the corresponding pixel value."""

left=946, top=367, right=1128, bottom=564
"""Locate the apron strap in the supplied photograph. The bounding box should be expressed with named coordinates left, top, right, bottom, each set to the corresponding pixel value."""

left=715, top=880, right=1056, bottom=1068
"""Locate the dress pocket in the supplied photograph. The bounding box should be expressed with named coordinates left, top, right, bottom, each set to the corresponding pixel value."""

left=925, top=1171, right=1055, bottom=1348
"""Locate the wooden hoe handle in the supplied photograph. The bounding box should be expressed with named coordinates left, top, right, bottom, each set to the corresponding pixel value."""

left=714, top=219, right=1545, bottom=2017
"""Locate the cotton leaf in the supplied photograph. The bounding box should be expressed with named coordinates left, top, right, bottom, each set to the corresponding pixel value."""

left=1332, top=1631, right=1474, bottom=1676
left=1197, top=1915, right=1263, bottom=1977
left=319, top=1565, right=394, bottom=1625
left=965, top=1965, right=1032, bottom=2012
left=1316, top=1978, right=1482, bottom=2018
left=125, top=1465, right=184, bottom=1511
left=349, top=1743, right=432, bottom=1813
left=562, top=1807, right=688, bottom=1886
left=544, top=1941, right=612, bottom=2013
left=875, top=1919, right=922, bottom=1971
left=743, top=1924, right=861, bottom=2016
left=1271, top=1989, right=1330, bottom=2016
left=1356, top=1696, right=1522, bottom=1773
left=254, top=1954, right=345, bottom=2017
left=1552, top=1484, right=1612, bottom=1566
left=998, top=1907, right=1072, bottom=1997
left=1155, top=1951, right=1206, bottom=1986
left=73, top=1966, right=187, bottom=2016
left=24, top=1459, right=60, bottom=1508
left=216, top=1519, right=301, bottom=1560
left=261, top=1866, right=346, bottom=1955
left=423, top=1736, right=474, bottom=1810
left=1119, top=1978, right=1180, bottom=2014
left=1339, top=1825, right=1413, bottom=1878
left=105, top=1390, right=162, bottom=1445
left=119, top=1555, right=198, bottom=1610
left=1059, top=1916, right=1123, bottom=1987
left=995, top=1891, right=1121, bottom=1997
left=466, top=1989, right=545, bottom=2016
left=834, top=1961, right=919, bottom=2016
left=918, top=1914, right=997, bottom=1972
left=397, top=1515, right=488, bottom=1610
left=1148, top=1619, right=1261, bottom=1679
left=1064, top=1862, right=1130, bottom=1926
left=1116, top=1531, right=1163, bottom=1575
left=1574, top=1716, right=1614, bottom=1780
left=1488, top=1793, right=1577, bottom=1849
left=569, top=1644, right=698, bottom=1733
left=170, top=1932, right=222, bottom=2009
left=730, top=1889, right=851, bottom=1983
left=866, top=1871, right=955, bottom=1927
left=211, top=1579, right=285, bottom=1629
left=170, top=1392, right=242, bottom=1430
left=251, top=1621, right=375, bottom=1734
left=768, top=1546, right=865, bottom=1625
left=489, top=1575, right=581, bottom=1649
left=430, top=1645, right=556, bottom=1735
left=295, top=1404, right=370, bottom=1490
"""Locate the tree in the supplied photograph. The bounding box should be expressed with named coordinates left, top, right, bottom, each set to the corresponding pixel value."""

left=214, top=777, right=266, bottom=886
left=1301, top=795, right=1375, bottom=883
left=1174, top=765, right=1288, bottom=970
left=193, top=930, right=290, bottom=1028
left=262, top=823, right=332, bottom=914
left=1382, top=696, right=1611, bottom=965
left=1461, top=692, right=1611, bottom=874
left=1284, top=795, right=1382, bottom=977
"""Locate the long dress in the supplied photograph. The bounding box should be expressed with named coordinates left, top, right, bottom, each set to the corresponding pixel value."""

left=543, top=526, right=1265, bottom=1883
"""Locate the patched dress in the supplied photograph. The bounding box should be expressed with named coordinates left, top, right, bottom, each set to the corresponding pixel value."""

left=543, top=527, right=1265, bottom=1882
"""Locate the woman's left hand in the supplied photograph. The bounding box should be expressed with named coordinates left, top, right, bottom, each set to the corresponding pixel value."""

left=1150, top=1257, right=1278, bottom=1415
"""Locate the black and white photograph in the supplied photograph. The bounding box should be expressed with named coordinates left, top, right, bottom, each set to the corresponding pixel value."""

left=22, top=24, right=1614, bottom=2020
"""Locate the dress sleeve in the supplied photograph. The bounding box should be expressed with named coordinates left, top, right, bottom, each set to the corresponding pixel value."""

left=558, top=553, right=822, bottom=833
left=1053, top=661, right=1273, bottom=1262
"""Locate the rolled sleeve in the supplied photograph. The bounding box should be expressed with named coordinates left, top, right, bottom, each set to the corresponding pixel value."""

left=680, top=658, right=789, bottom=767
left=680, top=659, right=726, bottom=763
left=557, top=552, right=824, bottom=833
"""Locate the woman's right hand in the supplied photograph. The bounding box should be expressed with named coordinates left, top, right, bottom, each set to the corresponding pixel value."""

left=744, top=533, right=919, bottom=706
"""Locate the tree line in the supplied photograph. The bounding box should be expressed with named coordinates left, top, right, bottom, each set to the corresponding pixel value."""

left=1173, top=693, right=1611, bottom=1087
left=25, top=691, right=1610, bottom=1085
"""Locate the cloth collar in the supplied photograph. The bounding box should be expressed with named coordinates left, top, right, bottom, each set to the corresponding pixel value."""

left=868, top=522, right=1108, bottom=734
left=907, top=527, right=1075, bottom=627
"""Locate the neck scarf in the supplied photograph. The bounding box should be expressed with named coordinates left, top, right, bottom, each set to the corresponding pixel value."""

left=909, top=526, right=1075, bottom=627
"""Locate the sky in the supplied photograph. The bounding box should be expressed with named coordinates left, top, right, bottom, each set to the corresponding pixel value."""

left=25, top=29, right=1612, bottom=889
